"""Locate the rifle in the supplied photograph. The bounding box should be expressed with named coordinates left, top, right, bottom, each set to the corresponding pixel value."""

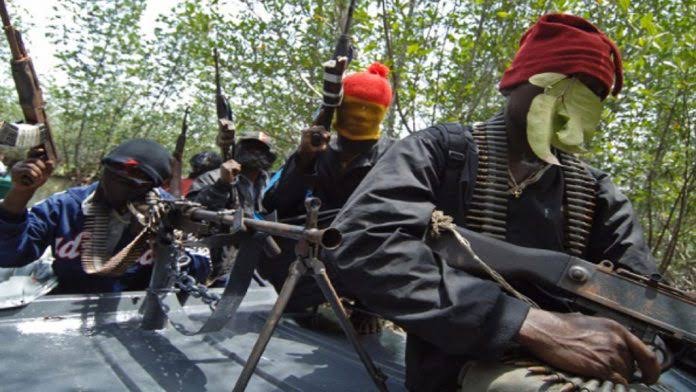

left=170, top=107, right=189, bottom=198
left=428, top=226, right=696, bottom=350
left=310, top=0, right=358, bottom=146
left=214, top=48, right=235, bottom=160
left=0, top=0, right=59, bottom=181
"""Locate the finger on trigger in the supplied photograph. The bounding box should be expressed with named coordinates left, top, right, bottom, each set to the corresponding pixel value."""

left=608, top=371, right=628, bottom=386
left=624, top=332, right=660, bottom=384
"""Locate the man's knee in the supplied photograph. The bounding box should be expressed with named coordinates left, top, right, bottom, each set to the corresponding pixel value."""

left=458, top=361, right=566, bottom=392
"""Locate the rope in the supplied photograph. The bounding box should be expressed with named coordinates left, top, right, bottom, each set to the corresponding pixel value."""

left=430, top=210, right=539, bottom=309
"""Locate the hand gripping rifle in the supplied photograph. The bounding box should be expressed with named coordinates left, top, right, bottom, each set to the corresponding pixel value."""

left=214, top=48, right=235, bottom=160
left=429, top=226, right=696, bottom=360
left=169, top=107, right=189, bottom=198
left=310, top=0, right=358, bottom=146
left=0, top=0, right=59, bottom=183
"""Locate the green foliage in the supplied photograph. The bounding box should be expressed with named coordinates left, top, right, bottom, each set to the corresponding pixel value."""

left=0, top=0, right=692, bottom=285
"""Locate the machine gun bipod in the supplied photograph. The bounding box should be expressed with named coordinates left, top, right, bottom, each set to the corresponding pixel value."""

left=139, top=196, right=388, bottom=391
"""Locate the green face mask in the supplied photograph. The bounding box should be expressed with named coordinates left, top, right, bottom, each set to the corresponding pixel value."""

left=526, top=72, right=603, bottom=165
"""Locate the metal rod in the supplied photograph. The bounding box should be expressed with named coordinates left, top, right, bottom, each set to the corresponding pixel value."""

left=188, top=208, right=342, bottom=249
left=232, top=260, right=306, bottom=392
left=310, top=257, right=389, bottom=392
left=141, top=240, right=176, bottom=330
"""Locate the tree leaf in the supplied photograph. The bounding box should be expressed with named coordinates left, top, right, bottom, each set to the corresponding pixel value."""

left=527, top=93, right=561, bottom=165
left=529, top=72, right=567, bottom=88
left=561, top=79, right=602, bottom=142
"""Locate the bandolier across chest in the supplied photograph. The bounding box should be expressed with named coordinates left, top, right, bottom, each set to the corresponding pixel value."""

left=464, top=116, right=597, bottom=257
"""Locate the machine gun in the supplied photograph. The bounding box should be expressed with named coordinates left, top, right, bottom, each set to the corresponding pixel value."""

left=139, top=196, right=388, bottom=391
left=310, top=0, right=358, bottom=146
left=214, top=48, right=235, bottom=160
left=428, top=225, right=696, bottom=355
left=0, top=0, right=60, bottom=184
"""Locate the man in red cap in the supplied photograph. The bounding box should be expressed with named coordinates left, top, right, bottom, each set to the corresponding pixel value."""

left=325, top=14, right=671, bottom=391
left=262, top=62, right=395, bottom=334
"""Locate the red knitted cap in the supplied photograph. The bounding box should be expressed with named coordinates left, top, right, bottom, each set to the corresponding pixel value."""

left=343, top=62, right=393, bottom=107
left=499, top=14, right=623, bottom=98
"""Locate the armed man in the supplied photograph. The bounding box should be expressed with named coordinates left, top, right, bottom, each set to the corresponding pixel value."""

left=261, top=62, right=395, bottom=334
left=187, top=131, right=277, bottom=283
left=188, top=131, right=276, bottom=215
left=178, top=151, right=223, bottom=197
left=0, top=139, right=210, bottom=293
left=325, top=14, right=672, bottom=391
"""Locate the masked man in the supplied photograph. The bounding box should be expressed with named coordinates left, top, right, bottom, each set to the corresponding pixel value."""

left=0, top=139, right=210, bottom=293
left=188, top=131, right=276, bottom=215
left=326, top=14, right=667, bottom=391
left=261, top=62, right=395, bottom=334
left=180, top=151, right=223, bottom=196
left=187, top=131, right=277, bottom=283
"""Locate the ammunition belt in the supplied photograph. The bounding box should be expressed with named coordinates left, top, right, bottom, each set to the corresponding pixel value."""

left=82, top=201, right=151, bottom=277
left=558, top=153, right=596, bottom=256
left=464, top=117, right=508, bottom=240
left=464, top=115, right=596, bottom=256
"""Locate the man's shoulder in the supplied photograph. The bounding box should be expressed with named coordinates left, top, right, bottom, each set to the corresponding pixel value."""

left=42, top=183, right=97, bottom=205
left=403, top=122, right=475, bottom=153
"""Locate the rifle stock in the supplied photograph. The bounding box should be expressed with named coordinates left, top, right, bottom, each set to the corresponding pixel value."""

left=428, top=226, right=696, bottom=347
left=0, top=0, right=59, bottom=167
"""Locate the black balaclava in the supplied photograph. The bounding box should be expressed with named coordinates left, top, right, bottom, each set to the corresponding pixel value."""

left=102, top=139, right=172, bottom=186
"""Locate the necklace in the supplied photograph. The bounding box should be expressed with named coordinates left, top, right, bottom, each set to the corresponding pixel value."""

left=507, top=164, right=550, bottom=198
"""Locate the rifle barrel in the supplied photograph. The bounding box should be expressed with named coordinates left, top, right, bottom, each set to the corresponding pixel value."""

left=0, top=0, right=22, bottom=59
left=343, top=0, right=357, bottom=35
left=0, top=0, right=11, bottom=27
left=188, top=208, right=342, bottom=249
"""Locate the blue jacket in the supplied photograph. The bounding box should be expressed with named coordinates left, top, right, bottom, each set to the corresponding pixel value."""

left=0, top=183, right=210, bottom=294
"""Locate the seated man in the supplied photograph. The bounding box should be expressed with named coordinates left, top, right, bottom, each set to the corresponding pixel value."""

left=262, top=62, right=395, bottom=334
left=0, top=139, right=210, bottom=293
left=326, top=14, right=665, bottom=391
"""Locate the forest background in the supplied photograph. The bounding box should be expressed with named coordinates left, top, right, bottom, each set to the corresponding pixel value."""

left=0, top=0, right=693, bottom=287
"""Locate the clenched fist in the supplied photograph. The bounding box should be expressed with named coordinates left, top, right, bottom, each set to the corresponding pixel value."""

left=11, top=147, right=54, bottom=192
left=297, top=125, right=330, bottom=168
left=219, top=159, right=241, bottom=184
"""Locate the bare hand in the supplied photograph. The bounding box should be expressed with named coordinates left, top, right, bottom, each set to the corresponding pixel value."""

left=11, top=147, right=54, bottom=192
left=516, top=308, right=660, bottom=385
left=297, top=125, right=329, bottom=168
left=219, top=159, right=241, bottom=184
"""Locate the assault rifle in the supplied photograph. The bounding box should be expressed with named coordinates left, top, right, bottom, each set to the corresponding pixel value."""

left=310, top=0, right=358, bottom=146
left=214, top=48, right=235, bottom=160
left=429, top=226, right=696, bottom=351
left=170, top=107, right=189, bottom=198
left=0, top=0, right=60, bottom=184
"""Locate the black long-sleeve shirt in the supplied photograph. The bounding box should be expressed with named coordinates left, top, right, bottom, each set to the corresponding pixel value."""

left=262, top=136, right=395, bottom=219
left=260, top=137, right=395, bottom=309
left=325, top=124, right=658, bottom=391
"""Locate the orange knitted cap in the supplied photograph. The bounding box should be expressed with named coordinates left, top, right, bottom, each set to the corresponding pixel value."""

left=342, top=62, right=393, bottom=107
